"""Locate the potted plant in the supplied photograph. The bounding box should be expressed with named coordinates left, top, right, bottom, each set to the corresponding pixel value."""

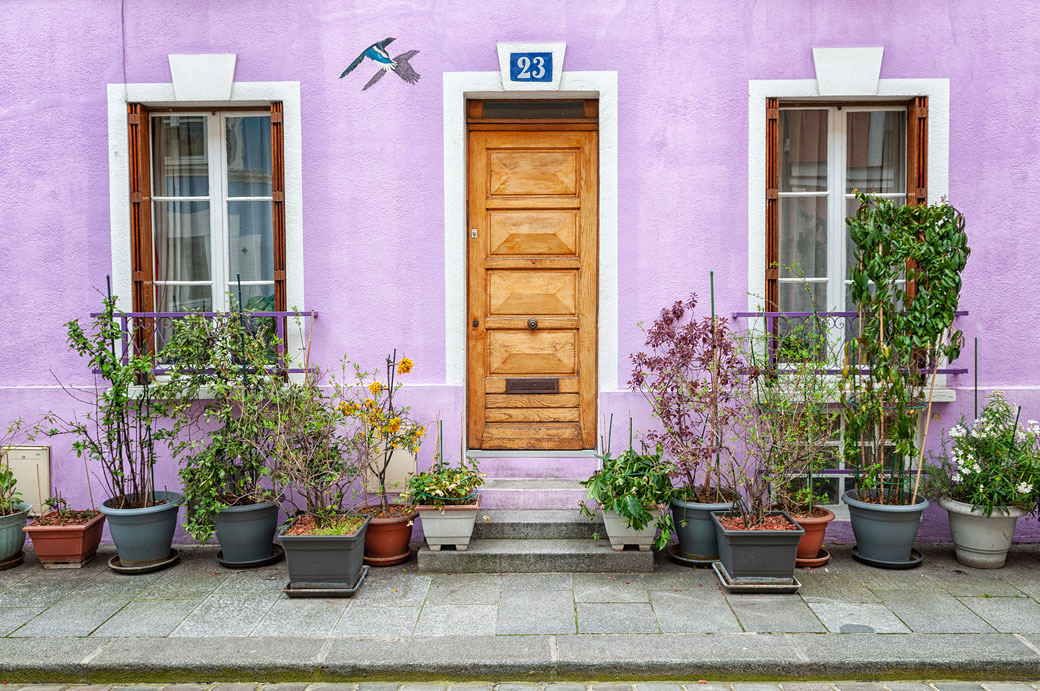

left=44, top=292, right=180, bottom=571
left=0, top=426, right=31, bottom=569
left=242, top=360, right=369, bottom=591
left=154, top=311, right=283, bottom=567
left=339, top=352, right=427, bottom=566
left=840, top=194, right=970, bottom=568
left=22, top=494, right=105, bottom=568
left=630, top=292, right=742, bottom=561
left=406, top=422, right=484, bottom=551
left=579, top=426, right=674, bottom=551
left=740, top=277, right=843, bottom=568
left=712, top=357, right=806, bottom=583
left=924, top=393, right=1040, bottom=569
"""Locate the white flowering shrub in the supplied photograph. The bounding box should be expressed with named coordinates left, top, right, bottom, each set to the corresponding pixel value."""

left=924, top=392, right=1040, bottom=516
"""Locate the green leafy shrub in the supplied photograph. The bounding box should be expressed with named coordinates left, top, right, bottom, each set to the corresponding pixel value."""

left=579, top=442, right=675, bottom=548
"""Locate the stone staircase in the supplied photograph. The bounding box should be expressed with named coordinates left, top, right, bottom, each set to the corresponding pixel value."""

left=416, top=454, right=656, bottom=573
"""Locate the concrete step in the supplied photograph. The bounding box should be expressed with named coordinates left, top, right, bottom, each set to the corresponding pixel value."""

left=470, top=454, right=599, bottom=479
left=416, top=538, right=655, bottom=573
left=473, top=509, right=602, bottom=540
left=479, top=478, right=588, bottom=509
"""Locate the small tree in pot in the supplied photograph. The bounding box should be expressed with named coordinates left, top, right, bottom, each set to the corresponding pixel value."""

left=924, top=392, right=1040, bottom=569
left=336, top=352, right=427, bottom=566
left=738, top=280, right=843, bottom=568
left=153, top=310, right=284, bottom=567
left=240, top=362, right=368, bottom=590
left=43, top=293, right=180, bottom=570
left=840, top=193, right=970, bottom=567
left=630, top=294, right=742, bottom=561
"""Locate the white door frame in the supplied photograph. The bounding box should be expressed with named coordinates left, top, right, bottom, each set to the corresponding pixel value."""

left=443, top=70, right=618, bottom=452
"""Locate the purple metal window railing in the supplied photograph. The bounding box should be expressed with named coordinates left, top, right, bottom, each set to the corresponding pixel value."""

left=730, top=310, right=969, bottom=376
left=89, top=310, right=319, bottom=374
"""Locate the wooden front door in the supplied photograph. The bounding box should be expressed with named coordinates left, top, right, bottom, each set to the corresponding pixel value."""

left=467, top=128, right=598, bottom=450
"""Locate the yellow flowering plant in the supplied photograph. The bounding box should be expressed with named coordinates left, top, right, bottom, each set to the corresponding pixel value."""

left=330, top=350, right=427, bottom=514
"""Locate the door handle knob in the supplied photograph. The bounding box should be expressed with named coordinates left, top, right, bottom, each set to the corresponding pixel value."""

left=527, top=318, right=538, bottom=330
left=472, top=319, right=479, bottom=327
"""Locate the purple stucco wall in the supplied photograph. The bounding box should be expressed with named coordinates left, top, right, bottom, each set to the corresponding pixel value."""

left=2, top=0, right=1039, bottom=543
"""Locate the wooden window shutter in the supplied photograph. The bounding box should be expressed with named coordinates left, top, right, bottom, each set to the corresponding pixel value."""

left=905, top=96, right=928, bottom=299
left=906, top=96, right=928, bottom=206
left=270, top=102, right=287, bottom=312
left=128, top=103, right=153, bottom=314
left=765, top=97, right=780, bottom=311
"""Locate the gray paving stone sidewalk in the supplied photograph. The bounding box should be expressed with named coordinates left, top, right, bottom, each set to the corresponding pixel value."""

left=4, top=544, right=1040, bottom=638
left=3, top=544, right=1040, bottom=682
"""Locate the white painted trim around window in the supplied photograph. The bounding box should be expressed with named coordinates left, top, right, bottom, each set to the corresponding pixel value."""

left=442, top=71, right=620, bottom=394
left=747, top=77, right=952, bottom=397
left=106, top=80, right=304, bottom=317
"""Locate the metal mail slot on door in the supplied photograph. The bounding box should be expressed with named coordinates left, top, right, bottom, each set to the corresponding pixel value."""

left=505, top=378, right=559, bottom=394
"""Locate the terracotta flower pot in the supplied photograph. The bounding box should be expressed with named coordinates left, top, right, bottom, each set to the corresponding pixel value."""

left=362, top=508, right=417, bottom=566
left=23, top=511, right=106, bottom=568
left=792, top=507, right=835, bottom=567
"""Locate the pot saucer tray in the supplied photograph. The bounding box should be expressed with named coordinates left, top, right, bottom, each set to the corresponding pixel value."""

left=667, top=543, right=716, bottom=568
left=283, top=565, right=369, bottom=598
left=216, top=544, right=285, bottom=570
left=712, top=561, right=801, bottom=594
left=108, top=549, right=180, bottom=575
left=0, top=550, right=25, bottom=572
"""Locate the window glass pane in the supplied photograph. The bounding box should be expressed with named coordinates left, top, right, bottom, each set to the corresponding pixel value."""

left=226, top=117, right=272, bottom=197
left=228, top=284, right=276, bottom=312
left=152, top=116, right=208, bottom=197
left=778, top=280, right=826, bottom=313
left=779, top=196, right=828, bottom=278
left=153, top=201, right=211, bottom=282
left=154, top=284, right=212, bottom=313
left=780, top=110, right=827, bottom=192
left=227, top=201, right=274, bottom=282
left=846, top=111, right=906, bottom=193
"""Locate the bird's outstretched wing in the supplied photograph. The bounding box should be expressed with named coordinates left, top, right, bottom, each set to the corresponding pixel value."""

left=362, top=69, right=387, bottom=91
left=339, top=49, right=369, bottom=79
left=393, top=50, right=420, bottom=85
left=340, top=37, right=396, bottom=79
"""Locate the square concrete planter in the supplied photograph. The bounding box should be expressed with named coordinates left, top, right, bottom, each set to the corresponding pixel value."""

left=417, top=496, right=480, bottom=551
left=600, top=508, right=658, bottom=551
left=23, top=511, right=105, bottom=567
left=711, top=510, right=804, bottom=581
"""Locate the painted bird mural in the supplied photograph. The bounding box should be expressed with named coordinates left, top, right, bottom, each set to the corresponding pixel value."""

left=340, top=38, right=421, bottom=91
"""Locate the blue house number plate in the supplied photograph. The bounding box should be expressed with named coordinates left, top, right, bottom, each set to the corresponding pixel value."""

left=509, top=52, right=552, bottom=82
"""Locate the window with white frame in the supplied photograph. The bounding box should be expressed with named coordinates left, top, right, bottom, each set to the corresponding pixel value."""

left=150, top=112, right=276, bottom=312
left=777, top=106, right=907, bottom=313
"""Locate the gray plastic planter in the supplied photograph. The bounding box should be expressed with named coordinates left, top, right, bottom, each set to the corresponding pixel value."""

left=711, top=510, right=804, bottom=580
left=214, top=501, right=279, bottom=564
left=940, top=497, right=1026, bottom=569
left=671, top=496, right=734, bottom=560
left=99, top=491, right=182, bottom=566
left=842, top=489, right=928, bottom=564
left=280, top=514, right=370, bottom=588
left=0, top=501, right=31, bottom=561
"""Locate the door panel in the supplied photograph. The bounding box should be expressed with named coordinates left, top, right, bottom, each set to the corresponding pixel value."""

left=488, top=211, right=578, bottom=256
left=488, top=271, right=577, bottom=315
left=467, top=128, right=598, bottom=450
left=489, top=151, right=579, bottom=196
